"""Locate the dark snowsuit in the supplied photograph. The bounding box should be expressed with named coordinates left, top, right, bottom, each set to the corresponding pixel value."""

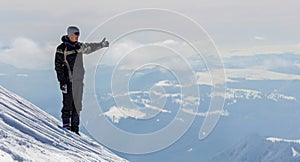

left=54, top=35, right=103, bottom=133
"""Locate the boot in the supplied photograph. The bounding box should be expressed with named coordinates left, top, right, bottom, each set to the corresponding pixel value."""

left=62, top=118, right=70, bottom=130
left=71, top=126, right=80, bottom=136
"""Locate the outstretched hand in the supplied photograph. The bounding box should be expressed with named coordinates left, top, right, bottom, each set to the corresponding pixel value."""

left=100, top=38, right=109, bottom=48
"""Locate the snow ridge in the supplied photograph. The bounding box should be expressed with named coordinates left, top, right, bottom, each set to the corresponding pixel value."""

left=0, top=86, right=128, bottom=162
left=266, top=137, right=300, bottom=144
left=226, top=88, right=296, bottom=105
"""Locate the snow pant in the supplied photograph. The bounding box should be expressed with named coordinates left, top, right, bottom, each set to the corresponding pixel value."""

left=61, top=82, right=83, bottom=133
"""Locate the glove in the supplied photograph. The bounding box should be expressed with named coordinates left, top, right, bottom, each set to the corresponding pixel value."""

left=100, top=38, right=109, bottom=48
left=60, top=83, right=68, bottom=94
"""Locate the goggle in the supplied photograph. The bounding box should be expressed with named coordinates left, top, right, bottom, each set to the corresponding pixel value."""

left=74, top=32, right=80, bottom=36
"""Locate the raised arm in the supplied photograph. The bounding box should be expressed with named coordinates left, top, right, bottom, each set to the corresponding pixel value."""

left=81, top=38, right=109, bottom=54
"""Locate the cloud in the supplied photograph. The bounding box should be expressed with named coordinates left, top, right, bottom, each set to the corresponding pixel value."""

left=182, top=108, right=229, bottom=117
left=93, top=38, right=198, bottom=74
left=267, top=93, right=296, bottom=102
left=223, top=43, right=300, bottom=58
left=0, top=37, right=55, bottom=70
left=16, top=74, right=29, bottom=77
left=225, top=68, right=300, bottom=81
left=196, top=68, right=300, bottom=86
left=144, top=104, right=171, bottom=113
left=254, top=36, right=265, bottom=40
left=159, top=39, right=179, bottom=46
left=2, top=0, right=300, bottom=57
left=85, top=39, right=145, bottom=68
left=154, top=80, right=182, bottom=87
left=196, top=70, right=236, bottom=86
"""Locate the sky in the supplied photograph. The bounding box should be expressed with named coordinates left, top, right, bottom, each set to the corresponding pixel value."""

left=1, top=1, right=300, bottom=159
left=0, top=0, right=300, bottom=70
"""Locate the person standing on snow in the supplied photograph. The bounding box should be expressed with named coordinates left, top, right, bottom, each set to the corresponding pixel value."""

left=54, top=26, right=109, bottom=135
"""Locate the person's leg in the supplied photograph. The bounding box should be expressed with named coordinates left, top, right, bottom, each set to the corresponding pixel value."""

left=71, top=106, right=80, bottom=135
left=71, top=81, right=83, bottom=135
left=61, top=83, right=73, bottom=129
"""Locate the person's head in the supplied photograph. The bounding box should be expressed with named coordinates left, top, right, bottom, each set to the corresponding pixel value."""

left=67, top=26, right=80, bottom=42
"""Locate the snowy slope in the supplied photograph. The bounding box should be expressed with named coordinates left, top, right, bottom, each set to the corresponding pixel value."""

left=210, top=134, right=300, bottom=162
left=0, top=86, right=128, bottom=162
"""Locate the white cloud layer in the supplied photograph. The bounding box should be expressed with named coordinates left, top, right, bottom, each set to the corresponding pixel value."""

left=182, top=108, right=229, bottom=117
left=223, top=43, right=300, bottom=58
left=254, top=36, right=265, bottom=41
left=197, top=68, right=300, bottom=86
left=0, top=37, right=54, bottom=70
left=226, top=69, right=300, bottom=81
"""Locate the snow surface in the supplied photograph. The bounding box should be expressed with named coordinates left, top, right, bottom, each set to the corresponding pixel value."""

left=225, top=88, right=296, bottom=105
left=0, top=86, right=128, bottom=162
left=103, top=106, right=146, bottom=123
left=266, top=137, right=300, bottom=145
left=291, top=147, right=300, bottom=158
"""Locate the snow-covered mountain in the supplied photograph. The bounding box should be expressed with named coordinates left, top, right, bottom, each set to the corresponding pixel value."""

left=101, top=86, right=296, bottom=124
left=210, top=134, right=300, bottom=162
left=0, top=86, right=128, bottom=162
left=225, top=88, right=297, bottom=105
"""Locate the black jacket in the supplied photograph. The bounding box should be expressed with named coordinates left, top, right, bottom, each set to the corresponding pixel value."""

left=54, top=35, right=103, bottom=84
